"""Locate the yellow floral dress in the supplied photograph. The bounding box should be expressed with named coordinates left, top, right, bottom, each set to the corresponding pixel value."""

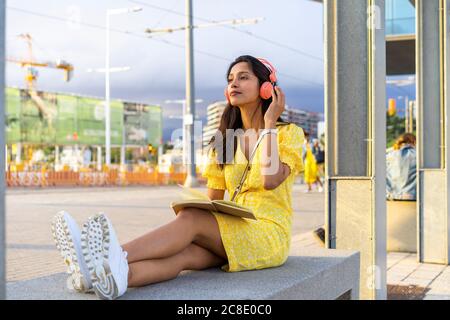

left=202, top=123, right=305, bottom=272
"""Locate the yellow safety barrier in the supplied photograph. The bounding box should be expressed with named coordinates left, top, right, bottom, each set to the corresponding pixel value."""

left=5, top=170, right=206, bottom=188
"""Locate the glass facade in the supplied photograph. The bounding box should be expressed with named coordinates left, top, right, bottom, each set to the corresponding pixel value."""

left=386, top=0, right=415, bottom=35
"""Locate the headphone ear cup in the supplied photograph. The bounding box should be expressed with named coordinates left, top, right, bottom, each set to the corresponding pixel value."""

left=260, top=82, right=273, bottom=100
left=224, top=87, right=231, bottom=104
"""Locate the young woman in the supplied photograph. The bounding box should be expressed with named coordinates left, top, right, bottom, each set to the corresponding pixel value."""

left=51, top=55, right=305, bottom=300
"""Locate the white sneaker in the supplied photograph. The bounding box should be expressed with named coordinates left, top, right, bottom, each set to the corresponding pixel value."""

left=81, top=213, right=129, bottom=300
left=318, top=186, right=324, bottom=193
left=51, top=211, right=93, bottom=293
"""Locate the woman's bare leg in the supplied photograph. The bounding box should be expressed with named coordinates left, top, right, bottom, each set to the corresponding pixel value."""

left=127, top=243, right=226, bottom=288
left=316, top=177, right=323, bottom=187
left=122, top=208, right=227, bottom=264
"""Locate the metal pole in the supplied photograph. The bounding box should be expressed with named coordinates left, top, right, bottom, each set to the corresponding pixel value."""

left=405, top=96, right=410, bottom=133
left=97, top=146, right=102, bottom=171
left=55, top=145, right=60, bottom=170
left=105, top=13, right=111, bottom=167
left=15, top=143, right=21, bottom=164
left=183, top=101, right=188, bottom=167
left=184, top=0, right=199, bottom=187
left=0, top=0, right=6, bottom=299
left=121, top=114, right=126, bottom=168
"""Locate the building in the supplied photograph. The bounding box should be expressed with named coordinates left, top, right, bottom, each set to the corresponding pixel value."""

left=312, top=0, right=415, bottom=76
left=281, top=105, right=308, bottom=128
left=281, top=105, right=322, bottom=138
left=306, top=111, right=323, bottom=138
left=202, top=101, right=227, bottom=149
left=385, top=0, right=415, bottom=76
left=5, top=87, right=163, bottom=169
left=202, top=101, right=323, bottom=149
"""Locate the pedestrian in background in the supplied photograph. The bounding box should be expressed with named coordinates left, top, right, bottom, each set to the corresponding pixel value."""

left=386, top=133, right=417, bottom=201
left=303, top=132, right=323, bottom=193
left=312, top=138, right=324, bottom=186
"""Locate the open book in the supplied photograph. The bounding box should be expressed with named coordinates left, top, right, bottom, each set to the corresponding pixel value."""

left=170, top=184, right=257, bottom=220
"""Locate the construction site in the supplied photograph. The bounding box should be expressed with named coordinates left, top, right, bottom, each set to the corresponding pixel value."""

left=4, top=33, right=168, bottom=187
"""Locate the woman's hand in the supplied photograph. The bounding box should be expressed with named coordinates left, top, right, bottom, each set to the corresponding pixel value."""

left=264, top=86, right=285, bottom=128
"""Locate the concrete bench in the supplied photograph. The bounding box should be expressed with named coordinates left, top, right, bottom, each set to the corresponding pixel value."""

left=7, top=248, right=360, bottom=300
left=387, top=200, right=417, bottom=253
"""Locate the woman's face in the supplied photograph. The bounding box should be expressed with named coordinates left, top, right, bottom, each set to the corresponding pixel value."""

left=227, top=62, right=260, bottom=107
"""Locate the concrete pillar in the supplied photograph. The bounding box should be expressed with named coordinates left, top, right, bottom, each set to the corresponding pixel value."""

left=416, top=0, right=450, bottom=264
left=324, top=0, right=387, bottom=300
left=0, top=0, right=5, bottom=299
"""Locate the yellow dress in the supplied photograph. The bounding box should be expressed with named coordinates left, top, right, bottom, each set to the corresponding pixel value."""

left=304, top=143, right=318, bottom=184
left=202, top=123, right=305, bottom=272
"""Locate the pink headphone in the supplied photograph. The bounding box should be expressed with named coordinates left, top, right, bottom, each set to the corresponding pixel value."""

left=224, top=57, right=278, bottom=104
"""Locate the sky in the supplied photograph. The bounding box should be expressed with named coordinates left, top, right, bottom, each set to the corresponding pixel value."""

left=4, top=0, right=415, bottom=140
left=5, top=1, right=324, bottom=124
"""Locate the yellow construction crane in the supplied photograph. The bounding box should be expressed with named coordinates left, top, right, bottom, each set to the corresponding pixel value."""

left=7, top=33, right=74, bottom=122
left=7, top=33, right=74, bottom=88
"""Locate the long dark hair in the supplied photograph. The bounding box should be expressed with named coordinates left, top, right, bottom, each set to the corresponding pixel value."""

left=209, top=55, right=287, bottom=169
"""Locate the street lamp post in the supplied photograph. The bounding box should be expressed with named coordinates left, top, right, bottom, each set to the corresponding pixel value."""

left=105, top=7, right=142, bottom=167
left=165, top=99, right=203, bottom=168
left=184, top=0, right=198, bottom=187
left=87, top=66, right=131, bottom=170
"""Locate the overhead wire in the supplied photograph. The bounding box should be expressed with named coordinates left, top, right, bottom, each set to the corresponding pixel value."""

left=6, top=5, right=324, bottom=87
left=128, top=0, right=324, bottom=63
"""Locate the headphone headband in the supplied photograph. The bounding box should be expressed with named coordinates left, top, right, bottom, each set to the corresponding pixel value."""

left=224, top=56, right=278, bottom=103
left=257, top=57, right=277, bottom=84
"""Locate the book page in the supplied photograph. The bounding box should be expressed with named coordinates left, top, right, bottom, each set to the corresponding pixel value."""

left=172, top=185, right=257, bottom=220
left=171, top=200, right=216, bottom=214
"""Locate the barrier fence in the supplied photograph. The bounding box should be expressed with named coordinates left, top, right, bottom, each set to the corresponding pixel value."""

left=5, top=170, right=206, bottom=188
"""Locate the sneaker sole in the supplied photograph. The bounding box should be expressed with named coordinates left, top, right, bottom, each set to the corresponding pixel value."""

left=81, top=214, right=118, bottom=300
left=51, top=212, right=91, bottom=293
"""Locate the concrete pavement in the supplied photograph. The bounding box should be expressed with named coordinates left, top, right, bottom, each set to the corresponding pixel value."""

left=5, top=184, right=324, bottom=282
left=5, top=183, right=450, bottom=299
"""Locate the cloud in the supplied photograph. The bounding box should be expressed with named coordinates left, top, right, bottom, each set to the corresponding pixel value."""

left=5, top=0, right=326, bottom=144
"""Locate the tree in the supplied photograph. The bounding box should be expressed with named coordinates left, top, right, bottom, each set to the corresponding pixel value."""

left=386, top=112, right=406, bottom=148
